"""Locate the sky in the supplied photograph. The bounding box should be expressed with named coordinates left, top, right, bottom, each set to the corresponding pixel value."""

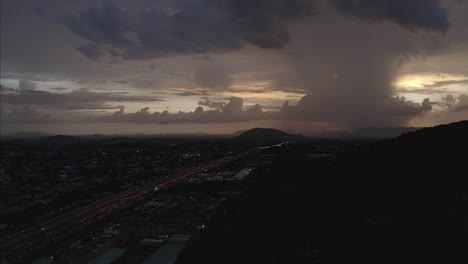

left=1, top=0, right=467, bottom=135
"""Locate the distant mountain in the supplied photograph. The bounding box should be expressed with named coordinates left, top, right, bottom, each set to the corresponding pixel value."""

left=43, top=135, right=84, bottom=144
left=80, top=134, right=111, bottom=140
left=325, top=126, right=423, bottom=139
left=354, top=126, right=422, bottom=138
left=236, top=128, right=303, bottom=141
left=231, top=130, right=248, bottom=136
left=367, top=120, right=468, bottom=155
left=1, top=132, right=231, bottom=140
left=1, top=132, right=52, bottom=139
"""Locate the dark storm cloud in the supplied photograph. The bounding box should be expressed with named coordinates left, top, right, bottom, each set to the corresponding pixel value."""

left=333, top=0, right=449, bottom=32
left=64, top=0, right=316, bottom=59
left=76, top=44, right=105, bottom=59
left=277, top=0, right=455, bottom=128
left=92, top=97, right=271, bottom=123
left=277, top=94, right=433, bottom=124
left=65, top=1, right=133, bottom=52
left=1, top=81, right=163, bottom=110
left=2, top=0, right=465, bottom=130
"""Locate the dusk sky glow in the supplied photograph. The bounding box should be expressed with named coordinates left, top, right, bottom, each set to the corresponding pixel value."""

left=1, top=0, right=467, bottom=135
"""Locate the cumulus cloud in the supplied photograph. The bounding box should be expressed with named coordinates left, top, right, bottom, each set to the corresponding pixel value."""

left=1, top=81, right=163, bottom=110
left=92, top=97, right=271, bottom=123
left=454, top=95, right=468, bottom=112
left=198, top=97, right=225, bottom=110
left=441, top=94, right=457, bottom=109
left=389, top=97, right=433, bottom=116
left=443, top=94, right=468, bottom=112
left=89, top=93, right=435, bottom=126
left=416, top=94, right=468, bottom=126
left=222, top=96, right=244, bottom=113
left=332, top=0, right=449, bottom=32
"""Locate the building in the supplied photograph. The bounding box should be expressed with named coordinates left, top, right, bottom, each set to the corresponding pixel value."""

left=233, top=168, right=253, bottom=181
left=142, top=243, right=184, bottom=264
left=88, top=248, right=126, bottom=264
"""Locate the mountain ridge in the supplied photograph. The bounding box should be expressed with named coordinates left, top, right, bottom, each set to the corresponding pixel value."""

left=236, top=128, right=303, bottom=141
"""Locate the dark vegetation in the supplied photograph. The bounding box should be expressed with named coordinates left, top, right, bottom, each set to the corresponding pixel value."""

left=180, top=121, right=468, bottom=264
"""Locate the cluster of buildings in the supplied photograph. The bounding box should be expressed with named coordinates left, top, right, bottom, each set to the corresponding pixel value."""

left=0, top=137, right=292, bottom=264
left=30, top=148, right=278, bottom=263
left=0, top=139, right=238, bottom=237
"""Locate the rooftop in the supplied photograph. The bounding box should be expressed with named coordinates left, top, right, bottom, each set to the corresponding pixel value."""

left=142, top=243, right=184, bottom=264
left=88, top=248, right=126, bottom=264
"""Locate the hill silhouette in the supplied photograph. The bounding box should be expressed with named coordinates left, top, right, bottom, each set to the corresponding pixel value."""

left=236, top=128, right=303, bottom=141
left=1, top=132, right=51, bottom=139
left=331, top=120, right=468, bottom=263
left=327, top=126, right=422, bottom=138
left=179, top=121, right=468, bottom=264
left=43, top=135, right=84, bottom=144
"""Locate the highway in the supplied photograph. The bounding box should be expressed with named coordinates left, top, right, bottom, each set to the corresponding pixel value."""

left=0, top=150, right=255, bottom=263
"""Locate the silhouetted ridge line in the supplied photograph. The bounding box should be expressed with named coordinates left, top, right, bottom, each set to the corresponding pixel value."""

left=236, top=128, right=303, bottom=141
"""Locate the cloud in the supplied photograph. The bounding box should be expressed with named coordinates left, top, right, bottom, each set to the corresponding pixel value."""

left=1, top=80, right=164, bottom=110
left=2, top=0, right=465, bottom=131
left=222, top=96, right=244, bottom=113
left=0, top=106, right=56, bottom=123
left=449, top=94, right=468, bottom=112
left=64, top=0, right=316, bottom=59
left=175, top=91, right=210, bottom=97
left=89, top=93, right=436, bottom=126
left=441, top=94, right=468, bottom=112
left=65, top=1, right=133, bottom=59
left=389, top=96, right=433, bottom=116
left=92, top=97, right=271, bottom=123
left=454, top=104, right=468, bottom=112
left=277, top=94, right=433, bottom=125
left=19, top=79, right=37, bottom=90
left=198, top=97, right=225, bottom=110
left=76, top=44, right=106, bottom=60
left=194, top=67, right=233, bottom=91
left=397, top=88, right=447, bottom=95
left=441, top=94, right=457, bottom=108
left=416, top=93, right=468, bottom=126
left=332, top=0, right=449, bottom=32
left=275, top=0, right=454, bottom=128
left=423, top=79, right=468, bottom=88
